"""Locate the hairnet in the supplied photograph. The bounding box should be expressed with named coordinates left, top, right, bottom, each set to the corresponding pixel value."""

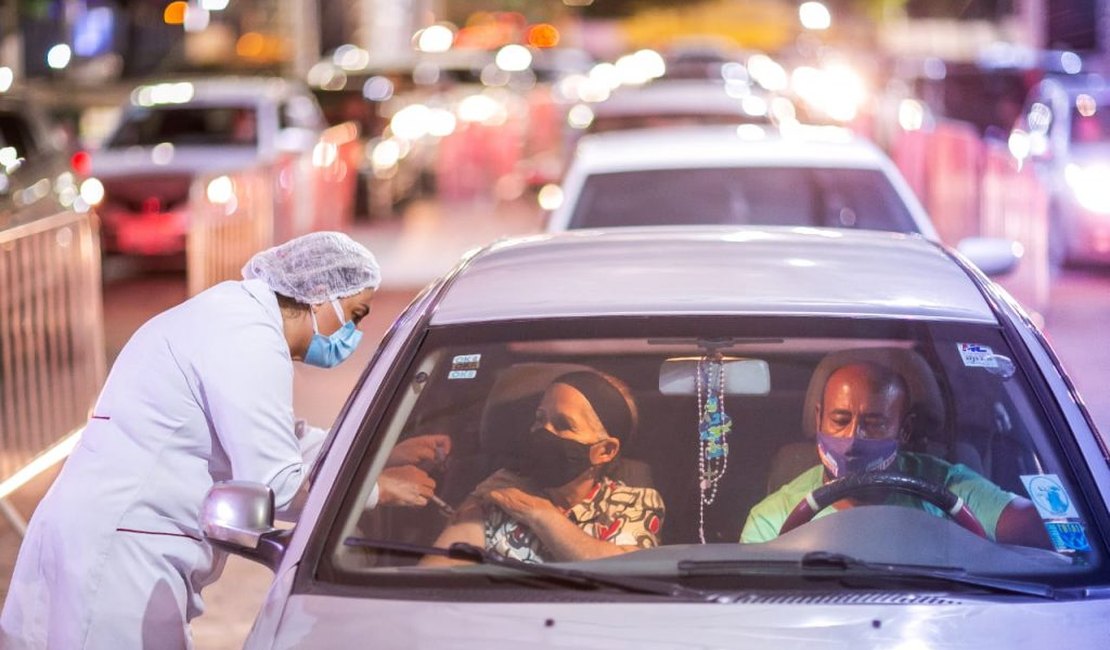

left=242, top=231, right=381, bottom=304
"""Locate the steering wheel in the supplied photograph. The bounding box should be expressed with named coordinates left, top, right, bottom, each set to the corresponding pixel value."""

left=779, top=472, right=988, bottom=538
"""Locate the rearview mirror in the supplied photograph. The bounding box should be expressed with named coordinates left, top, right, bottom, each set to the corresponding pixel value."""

left=659, top=357, right=771, bottom=396
left=275, top=126, right=318, bottom=154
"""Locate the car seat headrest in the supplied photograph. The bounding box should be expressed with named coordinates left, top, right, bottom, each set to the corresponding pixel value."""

left=479, top=362, right=594, bottom=451
left=801, top=347, right=944, bottom=439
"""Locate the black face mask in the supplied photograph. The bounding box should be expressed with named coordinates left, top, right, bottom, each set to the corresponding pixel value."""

left=506, top=428, right=597, bottom=489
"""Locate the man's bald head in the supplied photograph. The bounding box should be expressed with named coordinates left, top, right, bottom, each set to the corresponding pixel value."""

left=818, top=362, right=909, bottom=441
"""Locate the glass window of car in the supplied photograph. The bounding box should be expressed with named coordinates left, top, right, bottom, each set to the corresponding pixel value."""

left=319, top=315, right=1107, bottom=596
left=0, top=111, right=41, bottom=160
left=566, top=167, right=919, bottom=232
left=106, top=106, right=259, bottom=147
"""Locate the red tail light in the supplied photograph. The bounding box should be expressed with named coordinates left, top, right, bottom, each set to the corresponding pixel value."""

left=70, top=150, right=91, bottom=176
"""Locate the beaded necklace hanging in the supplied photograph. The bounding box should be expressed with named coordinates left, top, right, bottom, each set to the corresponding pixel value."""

left=696, top=353, right=731, bottom=543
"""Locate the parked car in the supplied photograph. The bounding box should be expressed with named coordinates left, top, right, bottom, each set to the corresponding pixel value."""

left=1009, top=73, right=1110, bottom=267
left=546, top=124, right=1019, bottom=276
left=571, top=78, right=774, bottom=137
left=0, top=92, right=85, bottom=225
left=86, top=77, right=328, bottom=257
left=203, top=226, right=1109, bottom=648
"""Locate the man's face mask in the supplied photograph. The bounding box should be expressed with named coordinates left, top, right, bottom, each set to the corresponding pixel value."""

left=816, top=432, right=899, bottom=479
left=304, top=300, right=362, bottom=368
left=506, top=427, right=599, bottom=489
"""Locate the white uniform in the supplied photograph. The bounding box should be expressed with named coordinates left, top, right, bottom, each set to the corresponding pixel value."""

left=0, top=279, right=324, bottom=650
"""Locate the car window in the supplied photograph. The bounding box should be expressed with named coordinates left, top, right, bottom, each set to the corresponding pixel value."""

left=567, top=167, right=919, bottom=232
left=106, top=106, right=258, bottom=147
left=0, top=110, right=41, bottom=160
left=320, top=315, right=1106, bottom=596
left=588, top=112, right=764, bottom=134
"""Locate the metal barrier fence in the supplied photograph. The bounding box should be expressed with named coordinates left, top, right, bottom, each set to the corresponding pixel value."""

left=187, top=122, right=361, bottom=296
left=891, top=120, right=1050, bottom=318
left=0, top=123, right=359, bottom=534
left=0, top=210, right=106, bottom=530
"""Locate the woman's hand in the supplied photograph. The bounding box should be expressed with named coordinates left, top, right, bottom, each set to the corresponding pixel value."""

left=474, top=470, right=559, bottom=524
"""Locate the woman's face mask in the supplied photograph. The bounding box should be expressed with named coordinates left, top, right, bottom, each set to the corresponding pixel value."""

left=506, top=427, right=599, bottom=489
left=303, top=299, right=362, bottom=368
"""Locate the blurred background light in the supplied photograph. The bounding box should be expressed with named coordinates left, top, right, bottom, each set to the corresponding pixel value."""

left=46, top=44, right=72, bottom=70
left=416, top=25, right=455, bottom=53
left=495, top=45, right=532, bottom=72
left=799, top=2, right=832, bottom=31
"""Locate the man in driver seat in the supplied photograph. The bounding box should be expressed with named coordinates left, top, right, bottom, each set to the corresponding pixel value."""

left=740, top=361, right=1050, bottom=547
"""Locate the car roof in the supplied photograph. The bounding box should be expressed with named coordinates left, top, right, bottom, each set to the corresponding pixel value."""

left=127, top=76, right=310, bottom=106
left=1042, top=73, right=1110, bottom=100
left=569, top=124, right=891, bottom=173
left=429, top=226, right=996, bottom=326
left=591, top=80, right=766, bottom=118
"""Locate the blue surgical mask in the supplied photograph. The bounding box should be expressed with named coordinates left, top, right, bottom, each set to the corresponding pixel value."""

left=816, top=432, right=899, bottom=479
left=303, top=300, right=362, bottom=368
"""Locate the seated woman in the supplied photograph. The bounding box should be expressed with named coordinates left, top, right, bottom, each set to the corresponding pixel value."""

left=422, top=369, right=664, bottom=565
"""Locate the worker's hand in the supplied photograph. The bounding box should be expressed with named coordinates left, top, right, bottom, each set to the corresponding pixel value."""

left=376, top=465, right=436, bottom=507
left=386, top=434, right=452, bottom=470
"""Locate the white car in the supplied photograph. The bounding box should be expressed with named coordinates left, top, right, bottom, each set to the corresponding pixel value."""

left=87, top=77, right=327, bottom=256
left=576, top=79, right=774, bottom=135
left=203, top=226, right=1109, bottom=649
left=546, top=124, right=1018, bottom=275
left=1010, top=73, right=1110, bottom=266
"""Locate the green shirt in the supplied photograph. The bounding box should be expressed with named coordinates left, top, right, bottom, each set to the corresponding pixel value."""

left=740, top=453, right=1018, bottom=544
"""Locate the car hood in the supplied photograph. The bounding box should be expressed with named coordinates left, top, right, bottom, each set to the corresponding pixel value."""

left=89, top=146, right=262, bottom=178
left=253, top=594, right=1110, bottom=649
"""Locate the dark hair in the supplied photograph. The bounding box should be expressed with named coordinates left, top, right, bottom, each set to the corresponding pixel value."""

left=552, top=370, right=639, bottom=445
left=275, top=293, right=310, bottom=317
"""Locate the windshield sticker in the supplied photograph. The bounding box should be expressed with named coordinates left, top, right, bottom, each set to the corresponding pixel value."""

left=1021, top=474, right=1080, bottom=519
left=957, top=343, right=999, bottom=368
left=1044, top=521, right=1091, bottom=552
left=448, top=354, right=481, bottom=380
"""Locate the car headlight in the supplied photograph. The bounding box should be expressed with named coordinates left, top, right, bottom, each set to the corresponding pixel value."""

left=1065, top=163, right=1110, bottom=213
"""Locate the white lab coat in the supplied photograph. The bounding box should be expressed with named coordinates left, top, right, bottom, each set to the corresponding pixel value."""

left=0, top=279, right=325, bottom=650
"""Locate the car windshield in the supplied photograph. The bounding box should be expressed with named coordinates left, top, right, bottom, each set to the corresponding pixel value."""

left=322, top=315, right=1105, bottom=595
left=567, top=167, right=919, bottom=232
left=106, top=106, right=258, bottom=148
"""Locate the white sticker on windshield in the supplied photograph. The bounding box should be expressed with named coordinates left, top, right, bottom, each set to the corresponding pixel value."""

left=451, top=354, right=481, bottom=370
left=957, top=343, right=999, bottom=368
left=447, top=354, right=481, bottom=380
left=1021, top=474, right=1080, bottom=519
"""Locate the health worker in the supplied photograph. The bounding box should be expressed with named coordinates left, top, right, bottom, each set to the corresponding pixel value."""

left=1, top=231, right=380, bottom=649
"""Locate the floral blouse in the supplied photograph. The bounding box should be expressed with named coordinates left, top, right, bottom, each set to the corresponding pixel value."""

left=484, top=479, right=665, bottom=563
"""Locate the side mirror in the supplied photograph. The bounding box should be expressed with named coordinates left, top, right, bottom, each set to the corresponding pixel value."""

left=659, top=357, right=771, bottom=396
left=956, top=237, right=1023, bottom=277
left=200, top=480, right=289, bottom=570
left=275, top=127, right=318, bottom=154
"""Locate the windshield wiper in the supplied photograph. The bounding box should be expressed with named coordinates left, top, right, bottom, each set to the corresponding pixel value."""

left=679, top=551, right=1056, bottom=599
left=798, top=552, right=1057, bottom=599
left=343, top=537, right=717, bottom=601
